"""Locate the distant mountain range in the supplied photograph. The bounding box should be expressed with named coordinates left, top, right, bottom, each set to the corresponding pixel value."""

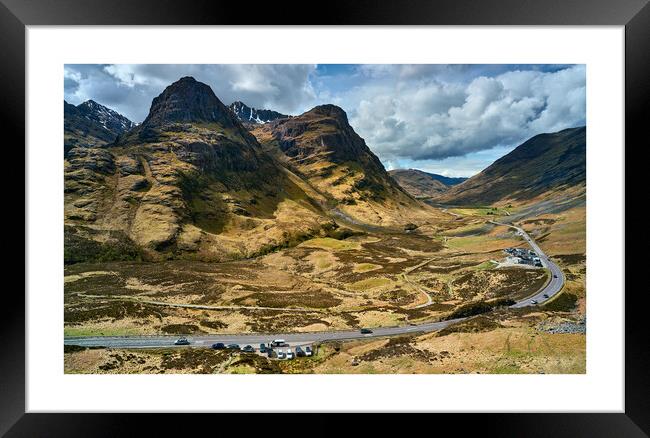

left=64, top=99, right=134, bottom=156
left=228, top=101, right=289, bottom=124
left=388, top=169, right=467, bottom=198
left=433, top=127, right=586, bottom=205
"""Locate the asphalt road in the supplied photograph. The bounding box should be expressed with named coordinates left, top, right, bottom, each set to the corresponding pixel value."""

left=64, top=219, right=564, bottom=350
left=489, top=221, right=565, bottom=308
left=64, top=317, right=469, bottom=349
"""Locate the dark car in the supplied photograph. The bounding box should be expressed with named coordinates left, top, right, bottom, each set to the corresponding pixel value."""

left=360, top=328, right=373, bottom=334
left=174, top=337, right=190, bottom=346
left=543, top=294, right=549, bottom=299
left=295, top=346, right=306, bottom=357
left=211, top=342, right=225, bottom=350
left=259, top=343, right=267, bottom=353
left=553, top=274, right=558, bottom=278
left=226, top=344, right=240, bottom=350
left=242, top=345, right=255, bottom=353
left=267, top=348, right=274, bottom=358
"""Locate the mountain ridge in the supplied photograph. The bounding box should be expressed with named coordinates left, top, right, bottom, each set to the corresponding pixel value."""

left=249, top=104, right=438, bottom=227
left=433, top=126, right=586, bottom=205
left=388, top=169, right=467, bottom=198
left=229, top=101, right=289, bottom=124
left=64, top=99, right=134, bottom=156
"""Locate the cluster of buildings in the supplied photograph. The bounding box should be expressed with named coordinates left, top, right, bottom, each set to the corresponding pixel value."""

left=504, top=247, right=543, bottom=267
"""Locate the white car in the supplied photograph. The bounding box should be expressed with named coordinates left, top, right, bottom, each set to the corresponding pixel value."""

left=276, top=350, right=286, bottom=359
left=286, top=349, right=295, bottom=360
left=304, top=346, right=313, bottom=357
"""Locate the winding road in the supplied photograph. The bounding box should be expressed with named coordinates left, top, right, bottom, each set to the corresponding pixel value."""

left=64, top=215, right=565, bottom=350
left=489, top=221, right=565, bottom=308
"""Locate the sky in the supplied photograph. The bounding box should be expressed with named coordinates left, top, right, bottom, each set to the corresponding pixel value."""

left=64, top=64, right=585, bottom=177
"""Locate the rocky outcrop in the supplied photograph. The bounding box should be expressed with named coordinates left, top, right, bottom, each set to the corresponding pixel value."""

left=64, top=100, right=134, bottom=157
left=142, top=76, right=240, bottom=129
left=250, top=104, right=437, bottom=227
left=229, top=101, right=289, bottom=124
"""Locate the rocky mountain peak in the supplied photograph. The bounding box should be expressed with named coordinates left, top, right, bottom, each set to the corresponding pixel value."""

left=142, top=76, right=239, bottom=128
left=228, top=101, right=289, bottom=124
left=305, top=104, right=349, bottom=123
left=75, top=99, right=135, bottom=133
left=64, top=99, right=135, bottom=156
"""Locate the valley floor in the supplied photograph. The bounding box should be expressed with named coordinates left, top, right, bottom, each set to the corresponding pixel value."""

left=64, top=200, right=586, bottom=374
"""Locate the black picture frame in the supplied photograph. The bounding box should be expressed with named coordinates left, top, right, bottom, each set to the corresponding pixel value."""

left=2, top=0, right=647, bottom=435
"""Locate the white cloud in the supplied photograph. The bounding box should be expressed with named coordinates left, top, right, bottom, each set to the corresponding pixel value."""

left=65, top=64, right=318, bottom=122
left=346, top=65, right=586, bottom=162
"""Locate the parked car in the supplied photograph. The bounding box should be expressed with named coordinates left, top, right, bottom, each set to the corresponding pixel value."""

left=295, top=346, right=305, bottom=357
left=211, top=342, right=225, bottom=350
left=267, top=348, right=275, bottom=358
left=174, top=337, right=190, bottom=346
left=242, top=345, right=255, bottom=353
left=360, top=328, right=373, bottom=334
left=259, top=343, right=267, bottom=353
left=305, top=346, right=313, bottom=357
left=226, top=344, right=240, bottom=350
left=276, top=350, right=286, bottom=359
left=286, top=349, right=295, bottom=360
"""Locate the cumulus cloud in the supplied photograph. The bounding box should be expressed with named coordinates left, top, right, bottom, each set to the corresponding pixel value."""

left=64, top=64, right=318, bottom=122
left=346, top=65, right=585, bottom=162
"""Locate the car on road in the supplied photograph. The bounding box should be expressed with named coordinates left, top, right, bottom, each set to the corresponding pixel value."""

left=211, top=342, right=225, bottom=350
left=360, top=328, right=373, bottom=334
left=174, top=337, right=190, bottom=346
left=259, top=343, right=267, bottom=353
left=531, top=300, right=538, bottom=304
left=305, top=346, right=313, bottom=357
left=226, top=344, right=240, bottom=350
left=271, top=339, right=288, bottom=347
left=286, top=349, right=295, bottom=360
left=553, top=274, right=558, bottom=278
left=242, top=345, right=255, bottom=353
left=295, top=346, right=305, bottom=357
left=543, top=294, right=549, bottom=299
left=277, top=350, right=286, bottom=359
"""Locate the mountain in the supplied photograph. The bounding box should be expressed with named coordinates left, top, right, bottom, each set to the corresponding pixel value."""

left=426, top=174, right=467, bottom=187
left=388, top=169, right=467, bottom=198
left=65, top=77, right=333, bottom=263
left=229, top=101, right=289, bottom=124
left=434, top=127, right=586, bottom=205
left=249, top=104, right=437, bottom=226
left=64, top=100, right=134, bottom=156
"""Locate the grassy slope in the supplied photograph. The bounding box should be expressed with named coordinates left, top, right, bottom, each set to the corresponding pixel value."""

left=436, top=127, right=586, bottom=206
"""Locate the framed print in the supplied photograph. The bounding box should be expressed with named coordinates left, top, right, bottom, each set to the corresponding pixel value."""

left=2, top=0, right=647, bottom=435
